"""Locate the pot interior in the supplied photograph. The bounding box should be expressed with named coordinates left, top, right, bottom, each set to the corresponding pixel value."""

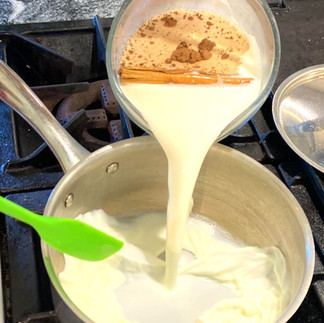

left=42, top=136, right=314, bottom=322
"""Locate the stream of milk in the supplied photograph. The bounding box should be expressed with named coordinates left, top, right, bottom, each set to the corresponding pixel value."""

left=120, top=38, right=262, bottom=290
left=58, top=14, right=288, bottom=323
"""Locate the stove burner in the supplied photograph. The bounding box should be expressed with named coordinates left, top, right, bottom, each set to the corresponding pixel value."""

left=56, top=79, right=120, bottom=151
left=0, top=16, right=138, bottom=177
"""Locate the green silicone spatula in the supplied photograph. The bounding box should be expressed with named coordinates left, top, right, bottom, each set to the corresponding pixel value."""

left=0, top=196, right=124, bottom=261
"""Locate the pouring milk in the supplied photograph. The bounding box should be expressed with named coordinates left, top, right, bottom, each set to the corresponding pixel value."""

left=58, top=9, right=288, bottom=323
left=119, top=8, right=262, bottom=290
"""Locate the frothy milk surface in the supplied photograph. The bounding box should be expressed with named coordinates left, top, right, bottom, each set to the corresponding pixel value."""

left=59, top=210, right=288, bottom=323
left=58, top=8, right=287, bottom=322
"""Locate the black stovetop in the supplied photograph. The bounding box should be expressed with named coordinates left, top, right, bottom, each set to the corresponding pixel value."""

left=1, top=1, right=324, bottom=322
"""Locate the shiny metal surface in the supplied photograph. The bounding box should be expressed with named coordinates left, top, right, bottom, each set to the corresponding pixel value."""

left=43, top=136, right=314, bottom=323
left=0, top=60, right=90, bottom=172
left=106, top=0, right=281, bottom=141
left=273, top=65, right=324, bottom=173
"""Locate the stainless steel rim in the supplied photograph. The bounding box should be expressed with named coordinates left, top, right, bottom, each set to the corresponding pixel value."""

left=272, top=64, right=324, bottom=173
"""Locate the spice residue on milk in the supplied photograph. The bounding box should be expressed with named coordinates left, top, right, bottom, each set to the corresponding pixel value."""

left=120, top=9, right=250, bottom=75
left=59, top=8, right=288, bottom=323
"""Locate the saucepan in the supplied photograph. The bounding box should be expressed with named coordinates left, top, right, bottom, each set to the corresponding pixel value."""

left=0, top=58, right=315, bottom=322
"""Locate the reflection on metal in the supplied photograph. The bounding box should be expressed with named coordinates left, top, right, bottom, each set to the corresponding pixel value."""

left=273, top=65, right=324, bottom=172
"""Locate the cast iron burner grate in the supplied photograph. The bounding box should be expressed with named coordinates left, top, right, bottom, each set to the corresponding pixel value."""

left=0, top=10, right=324, bottom=323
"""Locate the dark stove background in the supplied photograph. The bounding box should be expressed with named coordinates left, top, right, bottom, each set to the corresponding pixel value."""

left=1, top=1, right=324, bottom=322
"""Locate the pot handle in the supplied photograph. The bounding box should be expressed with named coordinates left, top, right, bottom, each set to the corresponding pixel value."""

left=0, top=59, right=90, bottom=172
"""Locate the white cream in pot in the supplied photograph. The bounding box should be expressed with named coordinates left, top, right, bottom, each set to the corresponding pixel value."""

left=59, top=210, right=287, bottom=323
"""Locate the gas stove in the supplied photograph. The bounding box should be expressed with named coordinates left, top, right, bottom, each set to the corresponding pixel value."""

left=1, top=1, right=324, bottom=322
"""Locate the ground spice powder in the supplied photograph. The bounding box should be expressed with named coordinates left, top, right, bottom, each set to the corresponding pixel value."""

left=120, top=9, right=250, bottom=75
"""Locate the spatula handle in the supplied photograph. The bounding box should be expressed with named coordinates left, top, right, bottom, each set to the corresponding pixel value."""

left=0, top=196, right=41, bottom=227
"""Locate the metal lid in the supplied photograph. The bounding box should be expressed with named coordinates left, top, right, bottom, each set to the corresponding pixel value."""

left=272, top=65, right=324, bottom=172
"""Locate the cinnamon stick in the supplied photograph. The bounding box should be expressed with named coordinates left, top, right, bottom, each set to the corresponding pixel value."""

left=119, top=66, right=253, bottom=85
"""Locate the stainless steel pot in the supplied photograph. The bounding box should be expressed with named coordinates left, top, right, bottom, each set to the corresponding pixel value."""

left=0, top=61, right=315, bottom=322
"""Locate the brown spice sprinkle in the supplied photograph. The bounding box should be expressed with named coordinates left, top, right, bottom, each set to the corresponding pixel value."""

left=170, top=42, right=191, bottom=62
left=161, top=15, right=177, bottom=27
left=199, top=49, right=212, bottom=60
left=198, top=38, right=215, bottom=51
left=169, top=40, right=214, bottom=64
left=120, top=9, right=250, bottom=75
left=221, top=53, right=230, bottom=59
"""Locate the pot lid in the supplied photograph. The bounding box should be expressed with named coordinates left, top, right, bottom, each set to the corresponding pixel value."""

left=272, top=64, right=324, bottom=173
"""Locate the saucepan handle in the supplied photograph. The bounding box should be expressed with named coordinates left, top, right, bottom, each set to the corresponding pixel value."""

left=0, top=59, right=90, bottom=172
